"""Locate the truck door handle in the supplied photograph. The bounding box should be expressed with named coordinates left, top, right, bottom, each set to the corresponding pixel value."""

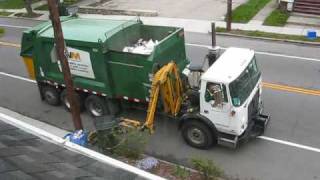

left=204, top=110, right=209, bottom=114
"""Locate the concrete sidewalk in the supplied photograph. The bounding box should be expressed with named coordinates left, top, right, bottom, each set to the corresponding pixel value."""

left=250, top=0, right=278, bottom=25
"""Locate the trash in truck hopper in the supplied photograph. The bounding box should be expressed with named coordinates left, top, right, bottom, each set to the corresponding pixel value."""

left=123, top=39, right=159, bottom=55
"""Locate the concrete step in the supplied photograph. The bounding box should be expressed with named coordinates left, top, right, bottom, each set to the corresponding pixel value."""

left=295, top=2, right=320, bottom=8
left=293, top=8, right=320, bottom=15
left=294, top=6, right=320, bottom=11
left=293, top=0, right=320, bottom=15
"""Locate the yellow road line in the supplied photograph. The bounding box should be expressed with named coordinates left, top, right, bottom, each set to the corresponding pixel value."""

left=1, top=41, right=320, bottom=97
left=0, top=41, right=21, bottom=48
left=263, top=82, right=320, bottom=96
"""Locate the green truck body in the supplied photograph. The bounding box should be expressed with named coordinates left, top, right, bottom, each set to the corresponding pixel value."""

left=20, top=17, right=189, bottom=102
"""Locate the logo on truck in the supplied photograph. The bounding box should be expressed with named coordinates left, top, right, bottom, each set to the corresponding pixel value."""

left=68, top=52, right=81, bottom=61
left=51, top=46, right=95, bottom=79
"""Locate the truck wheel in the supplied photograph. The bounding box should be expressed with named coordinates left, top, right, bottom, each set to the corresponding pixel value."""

left=42, top=86, right=60, bottom=106
left=181, top=120, right=214, bottom=149
left=60, top=90, right=85, bottom=112
left=85, top=95, right=109, bottom=117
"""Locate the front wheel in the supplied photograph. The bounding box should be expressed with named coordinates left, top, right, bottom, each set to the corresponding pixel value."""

left=181, top=120, right=215, bottom=149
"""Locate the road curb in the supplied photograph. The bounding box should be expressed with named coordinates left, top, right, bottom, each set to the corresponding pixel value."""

left=215, top=32, right=320, bottom=47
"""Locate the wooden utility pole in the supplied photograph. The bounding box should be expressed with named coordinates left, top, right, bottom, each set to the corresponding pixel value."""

left=47, top=0, right=83, bottom=130
left=211, top=22, right=216, bottom=47
left=226, top=0, right=232, bottom=31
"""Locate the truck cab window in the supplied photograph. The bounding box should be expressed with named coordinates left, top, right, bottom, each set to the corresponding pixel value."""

left=205, top=83, right=228, bottom=103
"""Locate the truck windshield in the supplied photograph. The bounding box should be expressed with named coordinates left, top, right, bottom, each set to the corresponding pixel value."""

left=229, top=56, right=261, bottom=107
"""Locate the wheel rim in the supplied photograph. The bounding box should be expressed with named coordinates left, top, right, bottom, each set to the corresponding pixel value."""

left=89, top=101, right=103, bottom=116
left=187, top=127, right=205, bottom=145
left=45, top=91, right=56, bottom=103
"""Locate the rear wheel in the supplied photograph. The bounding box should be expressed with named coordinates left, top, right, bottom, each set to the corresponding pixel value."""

left=60, top=89, right=85, bottom=112
left=42, top=86, right=60, bottom=106
left=181, top=120, right=215, bottom=149
left=85, top=95, right=109, bottom=117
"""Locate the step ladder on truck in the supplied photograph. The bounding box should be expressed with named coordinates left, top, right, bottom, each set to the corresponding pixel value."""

left=20, top=17, right=269, bottom=149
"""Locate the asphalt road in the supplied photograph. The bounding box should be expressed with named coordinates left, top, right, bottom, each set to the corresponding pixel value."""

left=1, top=17, right=320, bottom=180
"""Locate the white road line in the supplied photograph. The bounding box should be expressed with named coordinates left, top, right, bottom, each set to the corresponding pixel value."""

left=1, top=72, right=320, bottom=153
left=0, top=72, right=36, bottom=83
left=0, top=24, right=31, bottom=29
left=254, top=51, right=320, bottom=63
left=258, top=136, right=320, bottom=153
left=186, top=43, right=320, bottom=63
left=0, top=111, right=165, bottom=180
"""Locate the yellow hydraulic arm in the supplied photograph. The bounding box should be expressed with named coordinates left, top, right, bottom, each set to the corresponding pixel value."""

left=122, top=61, right=184, bottom=133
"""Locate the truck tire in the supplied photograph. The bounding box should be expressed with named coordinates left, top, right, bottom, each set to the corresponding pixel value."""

left=181, top=120, right=214, bottom=149
left=60, top=90, right=85, bottom=112
left=85, top=95, right=109, bottom=117
left=42, top=86, right=60, bottom=106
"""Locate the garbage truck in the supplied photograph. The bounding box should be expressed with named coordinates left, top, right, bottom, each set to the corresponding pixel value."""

left=20, top=17, right=269, bottom=149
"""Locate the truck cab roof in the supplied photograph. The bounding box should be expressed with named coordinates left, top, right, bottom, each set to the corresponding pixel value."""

left=201, top=47, right=255, bottom=84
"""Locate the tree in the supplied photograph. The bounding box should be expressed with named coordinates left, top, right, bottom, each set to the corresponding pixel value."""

left=24, top=0, right=34, bottom=16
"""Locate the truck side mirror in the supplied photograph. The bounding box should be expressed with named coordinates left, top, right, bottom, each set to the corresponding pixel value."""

left=212, top=86, right=223, bottom=107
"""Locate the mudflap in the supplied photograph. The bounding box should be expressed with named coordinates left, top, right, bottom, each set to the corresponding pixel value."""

left=251, top=114, right=270, bottom=137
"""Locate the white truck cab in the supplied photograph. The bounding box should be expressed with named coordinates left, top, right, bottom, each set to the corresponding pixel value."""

left=201, top=47, right=262, bottom=135
left=181, top=47, right=269, bottom=149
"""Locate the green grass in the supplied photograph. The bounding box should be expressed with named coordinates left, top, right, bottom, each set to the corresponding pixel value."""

left=263, top=9, right=290, bottom=26
left=0, top=0, right=39, bottom=9
left=35, top=0, right=78, bottom=11
left=0, top=11, right=12, bottom=16
left=35, top=4, right=48, bottom=10
left=216, top=27, right=320, bottom=43
left=0, top=28, right=5, bottom=36
left=232, top=0, right=271, bottom=23
left=64, top=0, right=79, bottom=5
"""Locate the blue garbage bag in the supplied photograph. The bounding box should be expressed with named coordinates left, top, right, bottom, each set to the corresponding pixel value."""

left=64, top=130, right=88, bottom=147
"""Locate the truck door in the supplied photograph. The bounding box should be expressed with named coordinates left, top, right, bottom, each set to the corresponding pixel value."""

left=200, top=81, right=231, bottom=130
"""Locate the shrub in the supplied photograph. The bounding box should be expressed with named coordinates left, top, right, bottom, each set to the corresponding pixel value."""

left=173, top=165, right=191, bottom=179
left=113, top=128, right=149, bottom=159
left=191, top=157, right=223, bottom=180
left=97, top=126, right=150, bottom=160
